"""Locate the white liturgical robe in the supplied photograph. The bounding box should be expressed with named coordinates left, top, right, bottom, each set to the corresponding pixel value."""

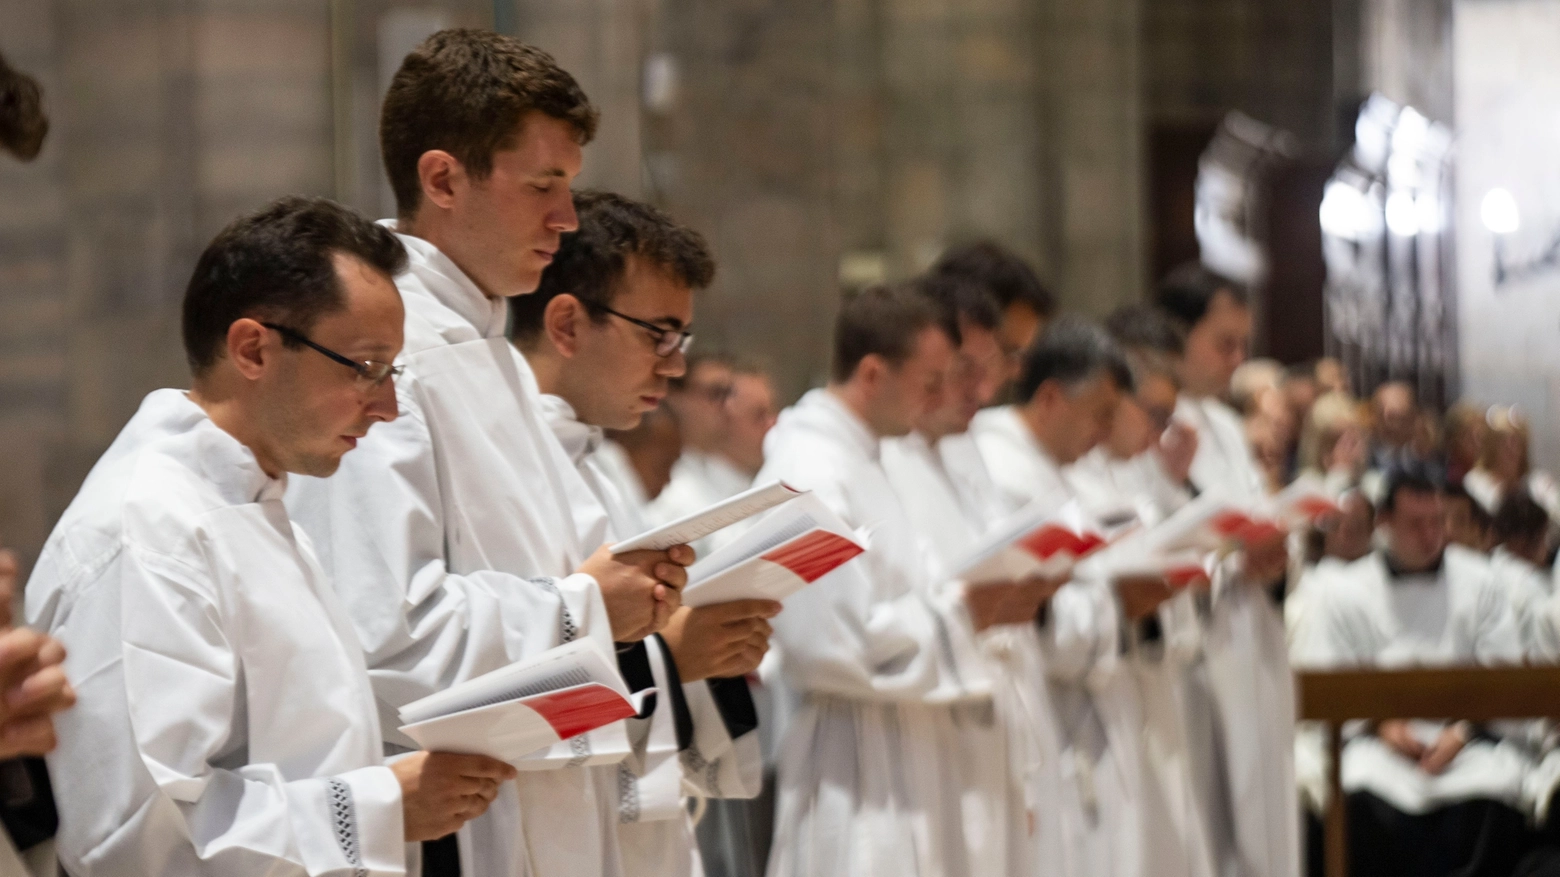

left=1174, top=394, right=1301, bottom=877
left=539, top=394, right=763, bottom=877
left=1064, top=448, right=1219, bottom=877
left=286, top=230, right=628, bottom=877
left=1291, top=547, right=1530, bottom=814
left=1488, top=547, right=1560, bottom=662
left=28, top=390, right=405, bottom=877
left=970, top=406, right=1157, bottom=877
left=757, top=390, right=992, bottom=877
left=880, top=431, right=1027, bottom=877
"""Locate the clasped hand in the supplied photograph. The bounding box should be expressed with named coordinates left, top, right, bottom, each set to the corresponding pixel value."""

left=579, top=543, right=696, bottom=642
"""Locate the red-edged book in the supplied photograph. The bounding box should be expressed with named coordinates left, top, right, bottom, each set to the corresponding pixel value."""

left=397, top=639, right=653, bottom=763
left=950, top=501, right=1114, bottom=586
left=680, top=491, right=866, bottom=608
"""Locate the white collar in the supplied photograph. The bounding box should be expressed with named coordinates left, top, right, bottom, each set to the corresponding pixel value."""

left=386, top=224, right=510, bottom=339
left=537, top=394, right=604, bottom=465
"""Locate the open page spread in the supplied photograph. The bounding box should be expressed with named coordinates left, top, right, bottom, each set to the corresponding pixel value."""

left=680, top=491, right=865, bottom=608
left=950, top=501, right=1113, bottom=586
left=611, top=480, right=802, bottom=554
left=398, top=639, right=653, bottom=763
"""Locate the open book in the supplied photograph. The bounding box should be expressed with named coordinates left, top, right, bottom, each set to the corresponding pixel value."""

left=950, top=501, right=1114, bottom=586
left=1150, top=477, right=1340, bottom=554
left=611, top=480, right=802, bottom=554
left=681, top=491, right=865, bottom=608
left=398, top=639, right=653, bottom=763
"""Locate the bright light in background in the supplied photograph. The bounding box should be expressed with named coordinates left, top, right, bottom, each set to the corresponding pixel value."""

left=1385, top=190, right=1419, bottom=236
left=1320, top=181, right=1370, bottom=240
left=1481, top=188, right=1521, bottom=234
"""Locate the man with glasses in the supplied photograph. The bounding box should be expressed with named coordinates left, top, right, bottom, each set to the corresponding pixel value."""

left=513, top=190, right=773, bottom=877
left=284, top=31, right=693, bottom=877
left=29, top=196, right=518, bottom=876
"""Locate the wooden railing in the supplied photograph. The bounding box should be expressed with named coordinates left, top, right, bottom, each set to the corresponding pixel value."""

left=1296, top=667, right=1560, bottom=877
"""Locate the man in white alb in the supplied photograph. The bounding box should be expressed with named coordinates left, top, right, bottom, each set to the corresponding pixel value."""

left=29, top=197, right=515, bottom=877
left=971, top=318, right=1176, bottom=877
left=877, top=275, right=1048, bottom=877
left=285, top=32, right=692, bottom=877
left=1155, top=262, right=1300, bottom=877
left=1292, top=470, right=1531, bottom=877
left=512, top=190, right=773, bottom=876
left=760, top=284, right=1040, bottom=877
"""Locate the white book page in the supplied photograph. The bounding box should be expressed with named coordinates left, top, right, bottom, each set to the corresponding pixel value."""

left=398, top=638, right=624, bottom=726
left=611, top=480, right=801, bottom=553
left=684, top=492, right=852, bottom=581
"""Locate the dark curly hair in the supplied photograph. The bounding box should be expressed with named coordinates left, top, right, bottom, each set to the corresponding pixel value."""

left=511, top=190, right=714, bottom=343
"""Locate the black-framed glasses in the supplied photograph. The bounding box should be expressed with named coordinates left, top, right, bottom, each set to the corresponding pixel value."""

left=593, top=305, right=694, bottom=357
left=260, top=322, right=402, bottom=386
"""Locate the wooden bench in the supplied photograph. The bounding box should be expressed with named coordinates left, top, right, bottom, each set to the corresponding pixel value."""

left=1297, top=667, right=1560, bottom=877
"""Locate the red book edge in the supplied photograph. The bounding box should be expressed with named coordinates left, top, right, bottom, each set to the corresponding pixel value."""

left=523, top=683, right=637, bottom=741
left=761, top=530, right=865, bottom=583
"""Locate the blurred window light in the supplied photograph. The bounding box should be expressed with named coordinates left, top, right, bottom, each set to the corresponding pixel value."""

left=1385, top=190, right=1419, bottom=237
left=1320, top=181, right=1370, bottom=240
left=1481, top=188, right=1521, bottom=234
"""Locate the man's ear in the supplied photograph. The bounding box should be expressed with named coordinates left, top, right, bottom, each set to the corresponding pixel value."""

left=417, top=149, right=464, bottom=212
left=543, top=295, right=585, bottom=358
left=226, top=318, right=270, bottom=380
left=855, top=354, right=887, bottom=394
left=1030, top=378, right=1064, bottom=411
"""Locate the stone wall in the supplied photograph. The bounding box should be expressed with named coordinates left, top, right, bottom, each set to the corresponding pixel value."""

left=0, top=0, right=340, bottom=569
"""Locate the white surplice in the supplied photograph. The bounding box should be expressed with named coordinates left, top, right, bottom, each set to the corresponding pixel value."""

left=1290, top=547, right=1531, bottom=813
left=1066, top=447, right=1220, bottom=877
left=1174, top=394, right=1301, bottom=877
left=28, top=390, right=405, bottom=877
left=538, top=394, right=763, bottom=877
left=880, top=431, right=1029, bottom=877
left=1488, top=547, right=1560, bottom=663
left=285, top=230, right=628, bottom=877
left=646, top=451, right=755, bottom=557
left=970, top=406, right=1157, bottom=877
left=757, top=390, right=992, bottom=877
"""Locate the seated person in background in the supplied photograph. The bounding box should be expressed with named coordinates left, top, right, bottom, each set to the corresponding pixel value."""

left=1296, top=392, right=1368, bottom=497
left=1287, top=490, right=1376, bottom=647
left=1443, top=401, right=1489, bottom=488
left=1444, top=483, right=1494, bottom=553
left=1466, top=405, right=1560, bottom=525
left=1368, top=382, right=1431, bottom=475
left=28, top=197, right=516, bottom=876
left=1488, top=490, right=1559, bottom=662
left=1292, top=469, right=1533, bottom=877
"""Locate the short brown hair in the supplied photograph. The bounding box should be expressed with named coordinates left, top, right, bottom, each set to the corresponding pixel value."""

left=379, top=29, right=598, bottom=219
left=511, top=190, right=715, bottom=343
left=831, top=283, right=950, bottom=383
